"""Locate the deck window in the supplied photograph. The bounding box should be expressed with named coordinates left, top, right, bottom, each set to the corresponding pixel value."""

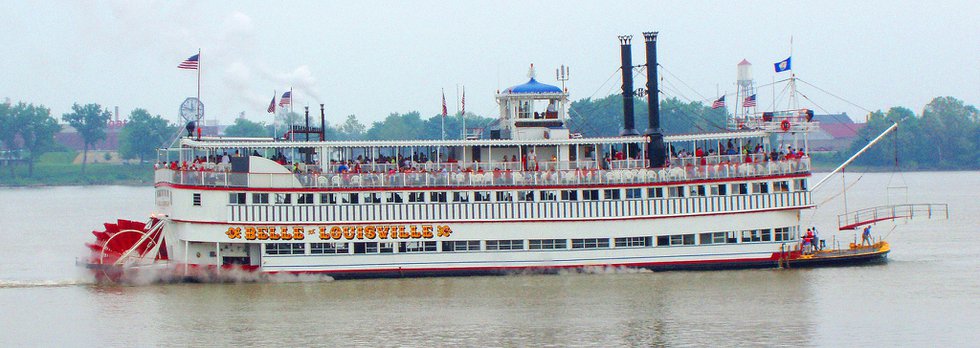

left=689, top=185, right=706, bottom=197
left=193, top=193, right=201, bottom=206
left=388, top=192, right=404, bottom=203
left=625, top=188, right=642, bottom=199
left=539, top=190, right=557, bottom=201
left=342, top=193, right=359, bottom=204
left=648, top=187, right=664, bottom=198
left=603, top=189, right=621, bottom=200
left=399, top=241, right=437, bottom=253
left=614, top=236, right=651, bottom=247
left=442, top=240, right=481, bottom=252
left=474, top=191, right=491, bottom=202
left=731, top=183, right=749, bottom=195
left=320, top=193, right=336, bottom=204
left=495, top=191, right=513, bottom=202
left=430, top=192, right=447, bottom=203
left=774, top=227, right=791, bottom=241
left=453, top=192, right=470, bottom=202
left=529, top=239, right=567, bottom=250
left=571, top=238, right=609, bottom=249
left=560, top=190, right=578, bottom=201
left=265, top=243, right=305, bottom=255
left=229, top=192, right=246, bottom=204
left=583, top=189, right=600, bottom=201
left=699, top=232, right=728, bottom=245
left=310, top=242, right=349, bottom=254
left=710, top=184, right=727, bottom=196
left=252, top=193, right=269, bottom=204
left=275, top=193, right=292, bottom=204
left=297, top=193, right=314, bottom=205
left=518, top=190, right=534, bottom=202
left=363, top=193, right=381, bottom=204
left=773, top=181, right=790, bottom=192
left=408, top=192, right=425, bottom=203
left=486, top=239, right=524, bottom=251
left=752, top=182, right=769, bottom=194
left=793, top=179, right=808, bottom=191
left=668, top=186, right=685, bottom=198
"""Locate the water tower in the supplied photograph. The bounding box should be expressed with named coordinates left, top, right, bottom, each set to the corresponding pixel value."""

left=736, top=59, right=756, bottom=128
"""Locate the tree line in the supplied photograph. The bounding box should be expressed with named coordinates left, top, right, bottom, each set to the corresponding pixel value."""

left=1, top=95, right=975, bottom=179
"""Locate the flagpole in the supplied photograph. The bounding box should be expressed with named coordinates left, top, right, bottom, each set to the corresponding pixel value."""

left=290, top=87, right=294, bottom=141
left=441, top=88, right=446, bottom=141
left=196, top=48, right=201, bottom=126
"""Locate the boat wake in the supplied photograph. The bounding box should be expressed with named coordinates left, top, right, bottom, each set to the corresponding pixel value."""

left=0, top=279, right=95, bottom=289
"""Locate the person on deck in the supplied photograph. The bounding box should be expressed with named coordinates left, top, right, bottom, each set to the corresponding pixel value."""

left=862, top=226, right=872, bottom=246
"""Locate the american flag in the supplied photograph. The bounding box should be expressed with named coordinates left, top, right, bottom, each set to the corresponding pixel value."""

left=267, top=94, right=276, bottom=113
left=461, top=86, right=465, bottom=116
left=178, top=54, right=199, bottom=70
left=279, top=91, right=291, bottom=107
left=711, top=96, right=725, bottom=109
left=442, top=89, right=448, bottom=117
left=744, top=94, right=757, bottom=107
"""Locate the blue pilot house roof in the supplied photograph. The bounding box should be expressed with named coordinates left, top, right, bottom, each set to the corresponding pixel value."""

left=503, top=78, right=563, bottom=94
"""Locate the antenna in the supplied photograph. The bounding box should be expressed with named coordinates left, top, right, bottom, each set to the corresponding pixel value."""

left=556, top=64, right=569, bottom=91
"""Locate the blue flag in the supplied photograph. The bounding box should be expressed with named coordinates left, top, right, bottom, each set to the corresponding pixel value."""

left=774, top=56, right=791, bottom=72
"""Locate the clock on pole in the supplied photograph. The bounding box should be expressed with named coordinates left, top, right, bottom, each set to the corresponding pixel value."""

left=179, top=97, right=205, bottom=123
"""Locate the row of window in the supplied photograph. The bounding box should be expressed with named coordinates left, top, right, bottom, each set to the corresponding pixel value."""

left=229, top=179, right=808, bottom=206
left=263, top=228, right=800, bottom=256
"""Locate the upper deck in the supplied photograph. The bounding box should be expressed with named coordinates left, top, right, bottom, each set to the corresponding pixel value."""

left=155, top=126, right=814, bottom=191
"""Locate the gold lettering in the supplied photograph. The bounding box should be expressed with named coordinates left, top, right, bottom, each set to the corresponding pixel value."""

left=365, top=226, right=376, bottom=239
left=225, top=227, right=242, bottom=240
left=410, top=225, right=421, bottom=238
left=257, top=227, right=269, bottom=240
left=378, top=226, right=390, bottom=239
left=269, top=227, right=281, bottom=240
left=398, top=226, right=409, bottom=239
left=330, top=226, right=343, bottom=240
left=422, top=225, right=433, bottom=238
left=437, top=225, right=453, bottom=237
left=245, top=227, right=257, bottom=240
left=292, top=227, right=304, bottom=240
left=343, top=226, right=356, bottom=240
left=357, top=226, right=364, bottom=240
left=319, top=226, right=329, bottom=240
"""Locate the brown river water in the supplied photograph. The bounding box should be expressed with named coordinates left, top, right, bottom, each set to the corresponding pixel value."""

left=0, top=171, right=976, bottom=347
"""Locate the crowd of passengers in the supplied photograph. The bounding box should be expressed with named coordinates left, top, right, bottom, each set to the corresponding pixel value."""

left=157, top=139, right=807, bottom=176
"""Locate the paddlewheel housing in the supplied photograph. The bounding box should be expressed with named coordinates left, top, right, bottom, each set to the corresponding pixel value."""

left=86, top=218, right=168, bottom=282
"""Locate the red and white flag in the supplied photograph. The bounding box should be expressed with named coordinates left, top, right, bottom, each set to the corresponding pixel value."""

left=711, top=96, right=726, bottom=109
left=279, top=91, right=291, bottom=107
left=267, top=94, right=276, bottom=113
left=178, top=54, right=199, bottom=70
left=461, top=86, right=465, bottom=116
left=441, top=89, right=448, bottom=117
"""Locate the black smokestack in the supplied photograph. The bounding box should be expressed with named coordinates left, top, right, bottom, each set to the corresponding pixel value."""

left=304, top=106, right=310, bottom=141
left=619, top=35, right=638, bottom=136
left=320, top=104, right=325, bottom=141
left=643, top=31, right=666, bottom=168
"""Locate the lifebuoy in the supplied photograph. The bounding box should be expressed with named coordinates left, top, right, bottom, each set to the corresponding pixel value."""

left=780, top=119, right=791, bottom=132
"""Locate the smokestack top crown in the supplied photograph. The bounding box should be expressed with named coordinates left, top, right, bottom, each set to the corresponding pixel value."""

left=618, top=35, right=632, bottom=45
left=643, top=31, right=658, bottom=42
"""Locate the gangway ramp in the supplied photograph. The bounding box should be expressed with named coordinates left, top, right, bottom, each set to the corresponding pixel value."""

left=838, top=203, right=948, bottom=231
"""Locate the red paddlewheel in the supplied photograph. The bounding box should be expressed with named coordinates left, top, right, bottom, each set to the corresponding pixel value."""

left=87, top=218, right=168, bottom=266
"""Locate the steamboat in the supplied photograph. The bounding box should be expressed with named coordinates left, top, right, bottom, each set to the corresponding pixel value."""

left=86, top=32, right=915, bottom=282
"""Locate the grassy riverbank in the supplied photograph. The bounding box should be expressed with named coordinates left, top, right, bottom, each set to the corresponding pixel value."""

left=0, top=152, right=153, bottom=186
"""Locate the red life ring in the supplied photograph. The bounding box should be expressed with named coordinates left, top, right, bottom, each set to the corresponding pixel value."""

left=780, top=119, right=791, bottom=132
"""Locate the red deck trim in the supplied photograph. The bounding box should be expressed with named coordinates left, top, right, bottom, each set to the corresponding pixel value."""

left=839, top=215, right=909, bottom=230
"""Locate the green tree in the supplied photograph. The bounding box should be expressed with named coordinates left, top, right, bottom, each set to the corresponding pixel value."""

left=15, top=103, right=60, bottom=176
left=118, top=108, right=177, bottom=163
left=224, top=118, right=270, bottom=138
left=0, top=102, right=19, bottom=177
left=62, top=103, right=110, bottom=172
left=336, top=114, right=366, bottom=140
left=365, top=112, right=427, bottom=140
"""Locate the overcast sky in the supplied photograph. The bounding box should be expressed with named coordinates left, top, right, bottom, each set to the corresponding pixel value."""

left=2, top=1, right=977, bottom=127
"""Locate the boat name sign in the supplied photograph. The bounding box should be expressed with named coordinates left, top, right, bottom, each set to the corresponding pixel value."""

left=224, top=225, right=453, bottom=241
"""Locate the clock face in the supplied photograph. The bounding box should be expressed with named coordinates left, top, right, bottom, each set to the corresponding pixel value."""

left=180, top=97, right=204, bottom=122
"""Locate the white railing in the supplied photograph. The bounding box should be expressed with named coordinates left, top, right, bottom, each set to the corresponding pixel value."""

left=155, top=157, right=809, bottom=189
